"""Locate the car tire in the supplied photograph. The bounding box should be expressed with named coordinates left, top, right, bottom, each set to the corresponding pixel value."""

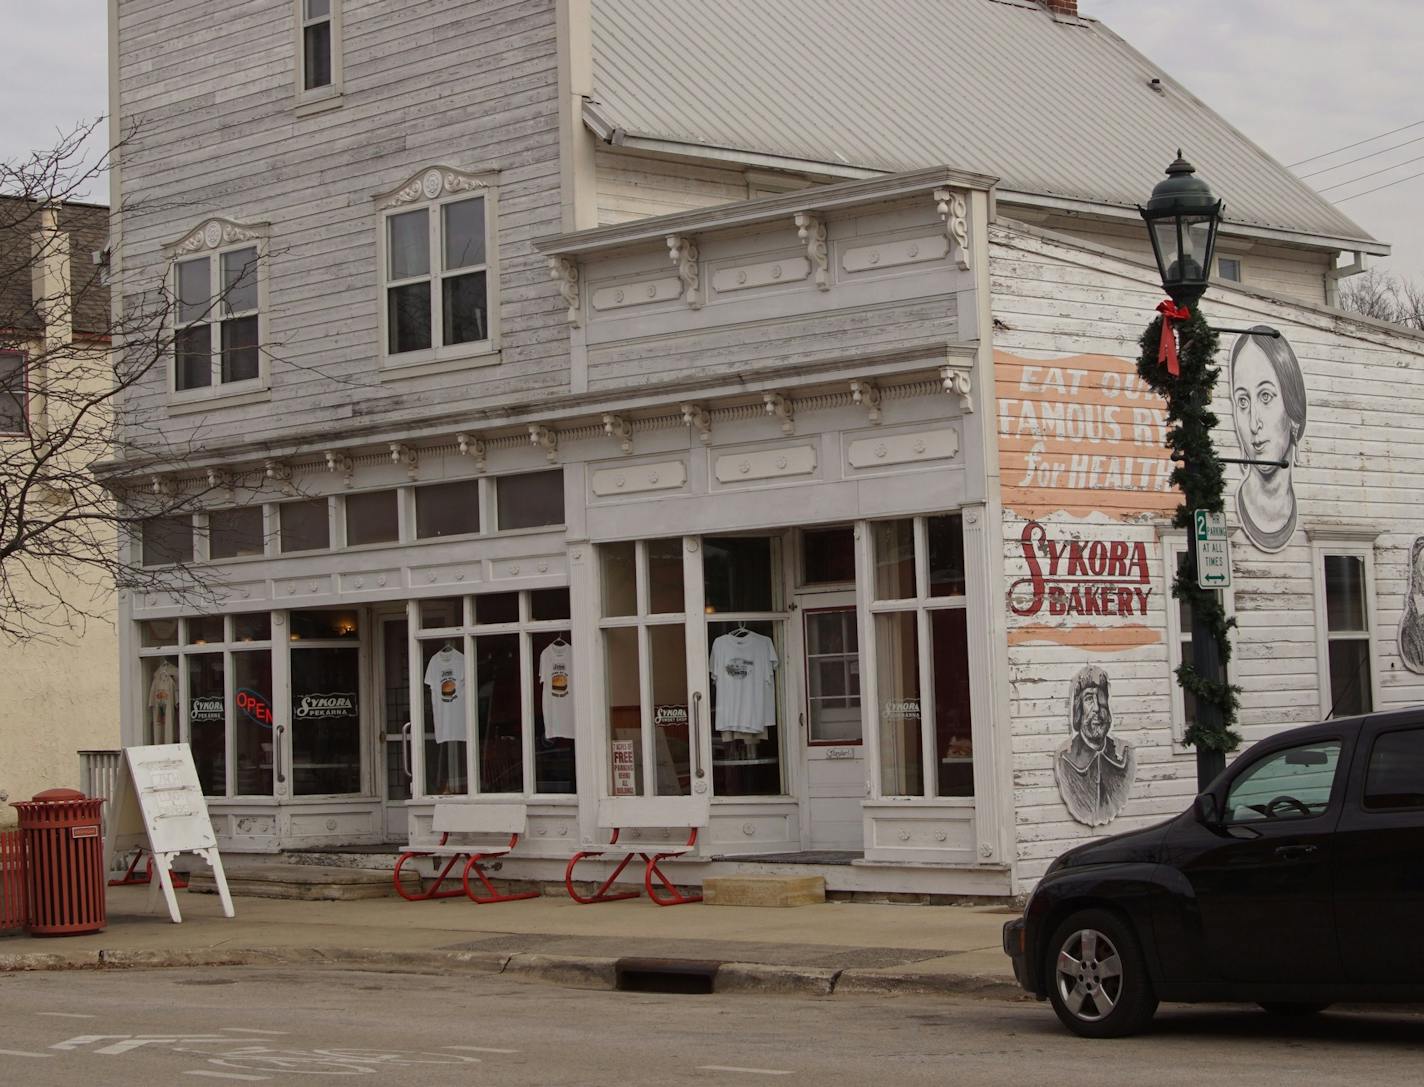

left=1259, top=1002, right=1331, bottom=1017
left=1045, top=909, right=1158, bottom=1038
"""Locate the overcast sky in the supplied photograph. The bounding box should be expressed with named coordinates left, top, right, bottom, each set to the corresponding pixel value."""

left=2, top=0, right=1419, bottom=281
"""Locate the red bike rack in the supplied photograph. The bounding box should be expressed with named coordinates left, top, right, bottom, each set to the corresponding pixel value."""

left=394, top=832, right=539, bottom=904
left=564, top=827, right=702, bottom=907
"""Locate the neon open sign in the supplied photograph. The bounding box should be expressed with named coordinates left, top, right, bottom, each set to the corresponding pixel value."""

left=236, top=688, right=273, bottom=728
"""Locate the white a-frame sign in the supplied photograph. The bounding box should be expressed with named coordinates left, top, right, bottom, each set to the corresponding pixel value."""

left=105, top=744, right=234, bottom=923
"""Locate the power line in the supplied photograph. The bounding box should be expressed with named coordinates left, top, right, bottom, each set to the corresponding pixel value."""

left=1334, top=167, right=1424, bottom=203
left=1287, top=119, right=1424, bottom=168
left=1299, top=133, right=1424, bottom=179
left=1317, top=151, right=1424, bottom=193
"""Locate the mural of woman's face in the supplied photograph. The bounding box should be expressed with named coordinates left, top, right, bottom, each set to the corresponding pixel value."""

left=1233, top=340, right=1293, bottom=475
left=1414, top=548, right=1424, bottom=608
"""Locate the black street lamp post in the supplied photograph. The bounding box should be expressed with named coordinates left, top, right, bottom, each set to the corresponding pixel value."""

left=1139, top=154, right=1232, bottom=791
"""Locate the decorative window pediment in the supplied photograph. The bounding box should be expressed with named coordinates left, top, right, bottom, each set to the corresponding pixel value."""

left=377, top=165, right=499, bottom=211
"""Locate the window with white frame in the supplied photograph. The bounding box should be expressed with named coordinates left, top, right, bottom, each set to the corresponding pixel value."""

left=296, top=0, right=342, bottom=99
left=141, top=515, right=195, bottom=567
left=869, top=514, right=974, bottom=798
left=1218, top=256, right=1243, bottom=283
left=173, top=242, right=263, bottom=392
left=379, top=170, right=497, bottom=366
left=1317, top=547, right=1376, bottom=717
left=1163, top=537, right=1236, bottom=746
left=1, top=350, right=27, bottom=434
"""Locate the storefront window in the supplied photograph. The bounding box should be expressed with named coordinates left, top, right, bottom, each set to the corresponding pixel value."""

left=233, top=613, right=271, bottom=642
left=532, top=630, right=575, bottom=793
left=876, top=612, right=923, bottom=796
left=496, top=469, right=564, bottom=530
left=475, top=634, right=522, bottom=793
left=279, top=498, right=329, bottom=553
left=290, top=646, right=362, bottom=795
left=290, top=609, right=358, bottom=640
left=708, top=619, right=782, bottom=795
left=421, top=637, right=468, bottom=796
left=415, top=480, right=479, bottom=539
left=651, top=625, right=691, bottom=795
left=604, top=626, right=643, bottom=795
left=705, top=536, right=775, bottom=613
left=139, top=619, right=179, bottom=648
left=345, top=490, right=399, bottom=546
left=142, top=515, right=193, bottom=567
left=648, top=538, right=685, bottom=614
left=801, top=526, right=855, bottom=586
left=141, top=655, right=180, bottom=745
left=475, top=592, right=519, bottom=626
left=186, top=615, right=224, bottom=645
left=233, top=649, right=274, bottom=796
left=382, top=620, right=413, bottom=803
left=418, top=598, right=462, bottom=630
left=871, top=514, right=975, bottom=799
left=209, top=507, right=264, bottom=560
left=601, top=542, right=637, bottom=617
left=187, top=653, right=225, bottom=795
left=531, top=588, right=571, bottom=622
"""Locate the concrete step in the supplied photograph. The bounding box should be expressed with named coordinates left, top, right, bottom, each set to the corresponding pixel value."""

left=703, top=875, right=826, bottom=908
left=187, top=863, right=418, bottom=901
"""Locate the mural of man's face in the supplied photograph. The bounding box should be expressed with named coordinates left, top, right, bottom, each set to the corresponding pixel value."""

left=1233, top=340, right=1292, bottom=476
left=1078, top=687, right=1109, bottom=747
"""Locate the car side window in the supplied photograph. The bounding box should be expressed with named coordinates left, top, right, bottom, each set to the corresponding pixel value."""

left=1225, top=741, right=1342, bottom=823
left=1364, top=727, right=1424, bottom=811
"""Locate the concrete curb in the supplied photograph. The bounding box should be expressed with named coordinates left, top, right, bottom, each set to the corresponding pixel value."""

left=0, top=944, right=1024, bottom=1003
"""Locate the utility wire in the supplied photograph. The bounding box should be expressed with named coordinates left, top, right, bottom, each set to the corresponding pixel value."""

left=1299, top=133, right=1424, bottom=179
left=1317, top=151, right=1424, bottom=193
left=1288, top=119, right=1424, bottom=168
left=1334, top=167, right=1424, bottom=203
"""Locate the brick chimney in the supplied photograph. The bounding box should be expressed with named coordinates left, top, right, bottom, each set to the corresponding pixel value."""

left=1042, top=0, right=1079, bottom=15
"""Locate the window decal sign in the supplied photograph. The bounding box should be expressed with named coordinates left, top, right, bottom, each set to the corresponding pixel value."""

left=293, top=692, right=358, bottom=720
left=189, top=695, right=225, bottom=723
left=611, top=740, right=636, bottom=796
left=654, top=705, right=689, bottom=728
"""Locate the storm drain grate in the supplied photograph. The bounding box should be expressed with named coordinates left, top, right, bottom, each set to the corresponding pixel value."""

left=615, top=958, right=721, bottom=995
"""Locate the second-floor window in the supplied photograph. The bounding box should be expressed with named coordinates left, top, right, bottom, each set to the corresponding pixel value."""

left=301, top=0, right=334, bottom=89
left=0, top=351, right=26, bottom=435
left=174, top=242, right=262, bottom=393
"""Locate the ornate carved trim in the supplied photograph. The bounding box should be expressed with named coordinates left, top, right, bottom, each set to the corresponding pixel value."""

left=603, top=413, right=633, bottom=455
left=681, top=403, right=712, bottom=444
left=850, top=379, right=882, bottom=424
left=324, top=451, right=353, bottom=485
left=377, top=165, right=497, bottom=210
left=763, top=392, right=794, bottom=435
left=168, top=217, right=269, bottom=257
left=529, top=424, right=559, bottom=462
left=456, top=432, right=487, bottom=472
left=547, top=256, right=581, bottom=327
left=666, top=234, right=702, bottom=309
left=389, top=442, right=418, bottom=478
left=264, top=460, right=291, bottom=483
left=934, top=188, right=971, bottom=271
left=794, top=212, right=830, bottom=291
left=940, top=362, right=974, bottom=414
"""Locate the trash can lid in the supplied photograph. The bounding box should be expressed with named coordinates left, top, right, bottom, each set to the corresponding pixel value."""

left=31, top=788, right=86, bottom=802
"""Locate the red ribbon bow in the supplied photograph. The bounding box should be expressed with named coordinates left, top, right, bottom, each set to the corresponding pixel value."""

left=1156, top=300, right=1191, bottom=377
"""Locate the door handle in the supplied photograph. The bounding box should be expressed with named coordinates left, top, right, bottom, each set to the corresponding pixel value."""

left=401, top=721, right=413, bottom=781
left=1274, top=844, right=1318, bottom=860
left=275, top=723, right=287, bottom=786
left=691, top=691, right=705, bottom=781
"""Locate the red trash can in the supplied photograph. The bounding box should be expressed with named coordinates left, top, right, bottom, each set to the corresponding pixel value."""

left=12, top=788, right=107, bottom=936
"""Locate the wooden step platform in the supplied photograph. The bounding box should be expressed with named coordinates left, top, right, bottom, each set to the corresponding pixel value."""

left=703, top=875, right=826, bottom=908
left=186, top=863, right=418, bottom=902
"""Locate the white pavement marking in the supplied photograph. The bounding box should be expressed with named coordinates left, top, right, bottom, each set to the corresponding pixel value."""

left=219, top=1028, right=290, bottom=1036
left=36, top=1012, right=97, bottom=1019
left=0, top=1048, right=54, bottom=1059
left=445, top=1044, right=515, bottom=1053
left=697, top=1066, right=795, bottom=1076
left=183, top=1072, right=271, bottom=1082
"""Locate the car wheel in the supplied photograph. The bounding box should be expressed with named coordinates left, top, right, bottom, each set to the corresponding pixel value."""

left=1259, top=1002, right=1331, bottom=1016
left=1045, top=909, right=1158, bottom=1038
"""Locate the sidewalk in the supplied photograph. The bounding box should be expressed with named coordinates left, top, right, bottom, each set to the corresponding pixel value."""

left=0, top=884, right=1025, bottom=1001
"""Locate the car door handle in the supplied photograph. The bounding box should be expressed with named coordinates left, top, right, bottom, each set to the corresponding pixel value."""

left=1274, top=844, right=1318, bottom=860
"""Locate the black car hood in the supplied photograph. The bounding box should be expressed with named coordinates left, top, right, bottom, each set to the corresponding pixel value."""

left=1049, top=816, right=1176, bottom=873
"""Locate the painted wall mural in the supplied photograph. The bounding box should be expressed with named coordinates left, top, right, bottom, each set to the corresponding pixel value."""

left=1009, top=521, right=1152, bottom=620
left=1400, top=538, right=1424, bottom=674
left=1055, top=666, right=1136, bottom=827
left=1229, top=326, right=1308, bottom=553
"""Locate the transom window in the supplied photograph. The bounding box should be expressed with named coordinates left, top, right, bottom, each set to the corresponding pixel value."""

left=384, top=193, right=490, bottom=358
left=173, top=244, right=262, bottom=392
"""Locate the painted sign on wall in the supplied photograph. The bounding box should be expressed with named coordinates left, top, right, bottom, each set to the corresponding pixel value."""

left=1009, top=520, right=1152, bottom=620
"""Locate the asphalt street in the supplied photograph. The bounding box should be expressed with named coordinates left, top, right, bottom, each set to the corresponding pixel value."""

left=0, top=967, right=1420, bottom=1086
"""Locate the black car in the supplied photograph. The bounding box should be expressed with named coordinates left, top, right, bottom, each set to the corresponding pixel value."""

left=1004, top=708, right=1424, bottom=1037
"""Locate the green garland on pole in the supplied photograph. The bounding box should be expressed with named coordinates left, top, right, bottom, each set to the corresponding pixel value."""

left=1137, top=309, right=1242, bottom=754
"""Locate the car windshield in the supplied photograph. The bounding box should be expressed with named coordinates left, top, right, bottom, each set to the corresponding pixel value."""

left=1225, top=741, right=1341, bottom=823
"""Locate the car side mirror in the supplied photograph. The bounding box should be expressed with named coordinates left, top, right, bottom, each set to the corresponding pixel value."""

left=1194, top=793, right=1222, bottom=827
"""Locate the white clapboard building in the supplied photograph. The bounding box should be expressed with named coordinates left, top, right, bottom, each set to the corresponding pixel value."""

left=105, top=0, right=1422, bottom=896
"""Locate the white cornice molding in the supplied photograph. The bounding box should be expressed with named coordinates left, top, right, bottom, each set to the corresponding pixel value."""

left=165, top=217, right=270, bottom=257
left=375, top=165, right=500, bottom=210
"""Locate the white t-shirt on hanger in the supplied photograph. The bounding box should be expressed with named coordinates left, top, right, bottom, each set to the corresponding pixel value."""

left=538, top=639, right=575, bottom=740
left=423, top=646, right=467, bottom=744
left=708, top=630, right=778, bottom=735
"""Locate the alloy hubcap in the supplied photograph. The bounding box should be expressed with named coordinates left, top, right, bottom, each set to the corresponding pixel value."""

left=1055, top=928, right=1124, bottom=1022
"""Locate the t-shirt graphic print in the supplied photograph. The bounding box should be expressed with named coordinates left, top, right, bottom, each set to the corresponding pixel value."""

left=709, top=630, right=779, bottom=735
left=423, top=647, right=466, bottom=744
left=538, top=640, right=575, bottom=740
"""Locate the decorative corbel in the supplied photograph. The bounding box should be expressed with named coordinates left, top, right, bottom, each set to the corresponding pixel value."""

left=264, top=460, right=291, bottom=483
left=150, top=474, right=175, bottom=497
left=456, top=432, right=487, bottom=472
left=666, top=234, right=702, bottom=309
left=205, top=468, right=232, bottom=493
left=529, top=424, right=558, bottom=462
left=389, top=442, right=418, bottom=478
left=941, top=362, right=974, bottom=414
left=794, top=212, right=830, bottom=291
left=603, top=413, right=634, bottom=455
left=324, top=450, right=354, bottom=486
left=763, top=392, right=794, bottom=435
left=850, top=379, right=882, bottom=424
left=934, top=187, right=971, bottom=271
left=681, top=403, right=712, bottom=444
left=547, top=256, right=581, bottom=327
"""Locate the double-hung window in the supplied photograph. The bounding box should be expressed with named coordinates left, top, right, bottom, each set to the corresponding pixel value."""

left=1315, top=544, right=1377, bottom=717
left=295, top=0, right=342, bottom=105
left=378, top=168, right=498, bottom=371
left=0, top=351, right=27, bottom=434
left=169, top=221, right=267, bottom=396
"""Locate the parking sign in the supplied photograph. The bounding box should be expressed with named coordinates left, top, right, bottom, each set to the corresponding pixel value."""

left=1194, top=509, right=1231, bottom=589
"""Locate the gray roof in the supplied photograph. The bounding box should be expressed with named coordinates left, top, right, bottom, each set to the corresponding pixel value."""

left=589, top=0, right=1381, bottom=250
